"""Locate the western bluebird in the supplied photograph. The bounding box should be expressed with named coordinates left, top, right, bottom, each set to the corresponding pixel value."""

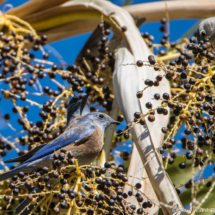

left=3, top=93, right=90, bottom=214
left=5, top=93, right=90, bottom=164
left=1, top=112, right=119, bottom=214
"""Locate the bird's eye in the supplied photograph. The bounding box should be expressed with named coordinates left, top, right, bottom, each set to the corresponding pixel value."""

left=99, top=114, right=104, bottom=119
left=201, top=30, right=206, bottom=37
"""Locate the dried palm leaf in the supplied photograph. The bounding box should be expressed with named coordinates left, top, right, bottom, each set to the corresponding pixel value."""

left=113, top=46, right=175, bottom=214
left=112, top=42, right=161, bottom=215
left=125, top=145, right=159, bottom=215
left=6, top=0, right=215, bottom=43
left=6, top=0, right=68, bottom=19
left=124, top=0, right=215, bottom=22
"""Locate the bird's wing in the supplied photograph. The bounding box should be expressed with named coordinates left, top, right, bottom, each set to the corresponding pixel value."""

left=4, top=144, right=45, bottom=163
left=25, top=124, right=95, bottom=163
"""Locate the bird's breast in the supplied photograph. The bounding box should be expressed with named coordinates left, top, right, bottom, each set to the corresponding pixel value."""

left=60, top=126, right=104, bottom=166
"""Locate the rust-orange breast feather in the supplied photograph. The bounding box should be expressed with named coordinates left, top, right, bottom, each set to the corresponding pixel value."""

left=57, top=125, right=103, bottom=166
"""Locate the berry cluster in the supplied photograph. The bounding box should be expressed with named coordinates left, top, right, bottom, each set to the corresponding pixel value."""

left=0, top=8, right=215, bottom=215
left=3, top=154, right=155, bottom=215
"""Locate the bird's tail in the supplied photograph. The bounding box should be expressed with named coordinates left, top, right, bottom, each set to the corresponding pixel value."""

left=14, top=187, right=41, bottom=215
left=0, top=163, right=28, bottom=182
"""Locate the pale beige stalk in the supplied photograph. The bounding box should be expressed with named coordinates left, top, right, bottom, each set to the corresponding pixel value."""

left=125, top=145, right=159, bottom=214
left=6, top=0, right=215, bottom=43
left=114, top=44, right=160, bottom=215
left=113, top=46, right=180, bottom=214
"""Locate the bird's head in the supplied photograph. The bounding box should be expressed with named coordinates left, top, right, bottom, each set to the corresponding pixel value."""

left=86, top=112, right=121, bottom=132
left=197, top=17, right=215, bottom=45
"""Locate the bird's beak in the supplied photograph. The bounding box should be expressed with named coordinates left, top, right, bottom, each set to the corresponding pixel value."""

left=111, top=121, right=121, bottom=125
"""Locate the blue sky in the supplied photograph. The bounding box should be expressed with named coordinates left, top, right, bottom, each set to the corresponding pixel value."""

left=0, top=0, right=200, bottom=166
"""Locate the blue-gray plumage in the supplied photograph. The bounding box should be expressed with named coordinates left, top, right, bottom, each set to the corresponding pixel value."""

left=1, top=112, right=120, bottom=215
